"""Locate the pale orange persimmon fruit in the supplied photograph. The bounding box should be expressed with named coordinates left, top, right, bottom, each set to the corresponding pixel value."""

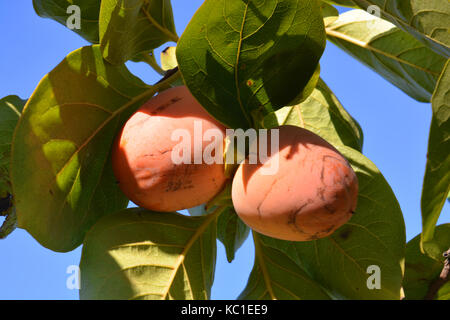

left=231, top=125, right=358, bottom=241
left=112, top=86, right=227, bottom=212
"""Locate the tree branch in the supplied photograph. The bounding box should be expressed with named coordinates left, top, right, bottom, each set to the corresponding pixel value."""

left=0, top=194, right=11, bottom=216
left=425, top=248, right=450, bottom=300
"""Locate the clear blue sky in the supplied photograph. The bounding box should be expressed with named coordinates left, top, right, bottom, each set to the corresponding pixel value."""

left=0, top=1, right=448, bottom=300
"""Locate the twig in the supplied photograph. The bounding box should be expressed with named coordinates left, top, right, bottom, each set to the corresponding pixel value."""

left=142, top=52, right=165, bottom=76
left=0, top=207, right=17, bottom=239
left=155, top=66, right=179, bottom=85
left=424, top=248, right=450, bottom=300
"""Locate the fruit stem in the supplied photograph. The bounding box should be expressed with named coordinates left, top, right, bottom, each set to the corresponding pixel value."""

left=424, top=248, right=450, bottom=299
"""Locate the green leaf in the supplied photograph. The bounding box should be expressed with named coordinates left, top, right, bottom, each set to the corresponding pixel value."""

left=176, top=0, right=326, bottom=129
left=10, top=45, right=155, bottom=252
left=99, top=0, right=177, bottom=64
left=33, top=0, right=101, bottom=43
left=326, top=10, right=447, bottom=102
left=0, top=96, right=26, bottom=196
left=351, top=0, right=450, bottom=57
left=420, top=60, right=450, bottom=252
left=320, top=1, right=339, bottom=27
left=80, top=208, right=218, bottom=300
left=258, top=146, right=406, bottom=299
left=286, top=64, right=321, bottom=106
left=239, top=232, right=331, bottom=299
left=0, top=95, right=25, bottom=239
left=404, top=224, right=450, bottom=300
left=322, top=0, right=357, bottom=8
left=217, top=206, right=250, bottom=263
left=263, top=78, right=364, bottom=151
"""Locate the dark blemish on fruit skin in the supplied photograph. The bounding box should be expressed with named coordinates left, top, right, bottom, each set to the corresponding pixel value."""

left=287, top=201, right=312, bottom=234
left=150, top=97, right=183, bottom=115
left=256, top=179, right=278, bottom=219
left=142, top=149, right=171, bottom=158
left=317, top=187, right=326, bottom=201
left=306, top=224, right=337, bottom=240
left=49, top=189, right=53, bottom=195
left=164, top=164, right=197, bottom=192
left=324, top=203, right=337, bottom=214
left=323, top=224, right=336, bottom=234
left=320, top=155, right=348, bottom=183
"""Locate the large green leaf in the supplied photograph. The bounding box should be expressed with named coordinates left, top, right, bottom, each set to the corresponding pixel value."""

left=404, top=224, right=450, bottom=300
left=421, top=61, right=450, bottom=252
left=10, top=45, right=158, bottom=252
left=257, top=146, right=406, bottom=299
left=217, top=206, right=250, bottom=263
left=99, top=0, right=177, bottom=64
left=0, top=96, right=26, bottom=239
left=351, top=0, right=450, bottom=57
left=176, top=0, right=326, bottom=129
left=0, top=96, right=26, bottom=196
left=239, top=232, right=331, bottom=299
left=80, top=208, right=218, bottom=300
left=263, top=78, right=364, bottom=151
left=326, top=10, right=447, bottom=102
left=33, top=0, right=101, bottom=43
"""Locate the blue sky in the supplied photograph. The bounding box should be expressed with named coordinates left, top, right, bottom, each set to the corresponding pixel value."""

left=0, top=1, right=448, bottom=300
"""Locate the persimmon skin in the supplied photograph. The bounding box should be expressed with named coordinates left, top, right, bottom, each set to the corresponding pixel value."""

left=231, top=125, right=358, bottom=241
left=112, top=86, right=227, bottom=212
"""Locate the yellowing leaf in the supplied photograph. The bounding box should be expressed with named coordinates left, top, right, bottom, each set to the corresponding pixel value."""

left=326, top=10, right=446, bottom=102
left=351, top=0, right=450, bottom=57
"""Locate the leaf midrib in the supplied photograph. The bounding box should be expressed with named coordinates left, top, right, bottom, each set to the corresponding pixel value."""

left=326, top=27, right=441, bottom=76
left=160, top=207, right=223, bottom=299
left=355, top=0, right=449, bottom=48
left=234, top=1, right=253, bottom=127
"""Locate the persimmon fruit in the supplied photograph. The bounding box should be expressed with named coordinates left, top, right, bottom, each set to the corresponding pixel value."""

left=112, top=86, right=227, bottom=212
left=231, top=125, right=358, bottom=241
